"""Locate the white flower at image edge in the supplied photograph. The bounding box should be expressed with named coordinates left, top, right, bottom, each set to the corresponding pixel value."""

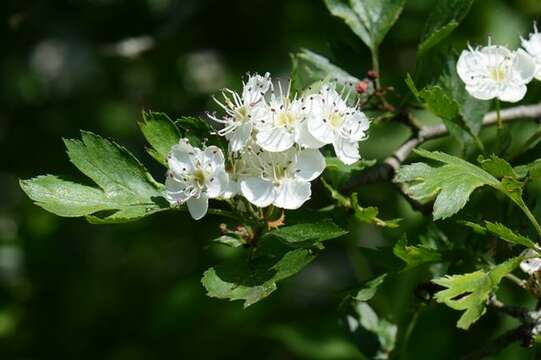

left=240, top=148, right=325, bottom=210
left=457, top=44, right=536, bottom=102
left=254, top=84, right=324, bottom=152
left=306, top=85, right=370, bottom=165
left=520, top=249, right=541, bottom=275
left=165, top=139, right=228, bottom=220
left=209, top=73, right=271, bottom=152
left=522, top=23, right=541, bottom=80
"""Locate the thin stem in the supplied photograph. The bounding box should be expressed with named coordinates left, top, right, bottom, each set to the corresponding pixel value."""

left=496, top=99, right=502, bottom=129
left=371, top=48, right=381, bottom=89
left=508, top=125, right=541, bottom=161
left=400, top=306, right=422, bottom=356
left=504, top=273, right=527, bottom=289
left=520, top=203, right=541, bottom=239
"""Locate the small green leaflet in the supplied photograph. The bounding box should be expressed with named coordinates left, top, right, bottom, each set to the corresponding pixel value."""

left=393, top=235, right=442, bottom=270
left=462, top=221, right=537, bottom=249
left=262, top=219, right=348, bottom=247
left=353, top=274, right=387, bottom=302
left=347, top=275, right=397, bottom=359
left=293, top=49, right=361, bottom=93
left=395, top=149, right=500, bottom=220
left=478, top=155, right=518, bottom=179
left=432, top=256, right=524, bottom=330
left=20, top=131, right=167, bottom=223
left=139, top=111, right=180, bottom=166
left=418, top=0, right=475, bottom=57
left=323, top=0, right=405, bottom=51
left=514, top=159, right=541, bottom=181
left=202, top=248, right=316, bottom=307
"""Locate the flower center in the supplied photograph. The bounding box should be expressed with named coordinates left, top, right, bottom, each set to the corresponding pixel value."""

left=329, top=113, right=344, bottom=128
left=489, top=67, right=507, bottom=82
left=235, top=106, right=248, bottom=123
left=193, top=169, right=206, bottom=187
left=277, top=111, right=297, bottom=127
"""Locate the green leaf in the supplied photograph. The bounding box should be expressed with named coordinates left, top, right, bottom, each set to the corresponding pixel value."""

left=478, top=155, right=518, bottom=179
left=213, top=235, right=244, bottom=248
left=347, top=301, right=398, bottom=357
left=515, top=159, right=541, bottom=180
left=176, top=116, right=219, bottom=148
left=395, top=149, right=500, bottom=220
left=353, top=274, right=387, bottom=302
left=201, top=248, right=316, bottom=307
left=294, top=49, right=361, bottom=92
left=262, top=219, right=348, bottom=247
left=484, top=221, right=537, bottom=249
left=20, top=131, right=166, bottom=223
left=418, top=0, right=475, bottom=57
left=432, top=256, right=523, bottom=329
left=324, top=0, right=405, bottom=51
left=324, top=157, right=376, bottom=187
left=139, top=111, right=180, bottom=166
left=393, top=235, right=442, bottom=270
left=351, top=193, right=401, bottom=228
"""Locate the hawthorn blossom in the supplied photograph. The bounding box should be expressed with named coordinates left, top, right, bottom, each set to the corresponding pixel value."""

left=520, top=250, right=541, bottom=274
left=306, top=85, right=370, bottom=165
left=457, top=43, right=535, bottom=102
left=209, top=73, right=271, bottom=152
left=254, top=83, right=324, bottom=152
left=165, top=139, right=228, bottom=220
left=521, top=23, right=541, bottom=80
left=239, top=147, right=325, bottom=209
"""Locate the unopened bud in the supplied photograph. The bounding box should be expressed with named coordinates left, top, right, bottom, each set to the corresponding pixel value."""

left=367, top=70, right=379, bottom=79
left=356, top=81, right=369, bottom=94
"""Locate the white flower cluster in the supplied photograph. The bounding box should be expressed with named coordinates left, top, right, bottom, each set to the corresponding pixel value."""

left=457, top=24, right=541, bottom=103
left=165, top=73, right=370, bottom=219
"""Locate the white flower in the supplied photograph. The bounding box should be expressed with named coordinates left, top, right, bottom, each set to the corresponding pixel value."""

left=522, top=23, right=541, bottom=80
left=457, top=43, right=536, bottom=102
left=254, top=83, right=324, bottom=152
left=209, top=73, right=271, bottom=152
left=306, top=85, right=370, bottom=165
left=165, top=139, right=228, bottom=220
left=239, top=147, right=325, bottom=210
left=520, top=249, right=541, bottom=275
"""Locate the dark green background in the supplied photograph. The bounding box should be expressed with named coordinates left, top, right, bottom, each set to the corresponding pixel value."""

left=2, top=0, right=541, bottom=358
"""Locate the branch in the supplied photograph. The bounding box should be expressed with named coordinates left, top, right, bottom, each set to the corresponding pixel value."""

left=343, top=102, right=541, bottom=193
left=460, top=324, right=531, bottom=360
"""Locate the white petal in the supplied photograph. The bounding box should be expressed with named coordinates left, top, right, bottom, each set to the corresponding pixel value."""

left=165, top=175, right=190, bottom=204
left=520, top=257, right=541, bottom=274
left=227, top=122, right=252, bottom=152
left=307, top=114, right=336, bottom=144
left=203, top=146, right=225, bottom=169
left=187, top=194, right=208, bottom=220
left=457, top=50, right=479, bottom=84
left=221, top=176, right=240, bottom=199
left=242, top=73, right=271, bottom=104
left=168, top=142, right=195, bottom=175
left=273, top=179, right=311, bottom=210
left=465, top=83, right=498, bottom=101
left=293, top=149, right=325, bottom=181
left=256, top=127, right=295, bottom=152
left=295, top=120, right=325, bottom=149
left=498, top=84, right=527, bottom=103
left=341, top=111, right=370, bottom=141
left=513, top=49, right=536, bottom=84
left=240, top=177, right=275, bottom=208
left=205, top=170, right=227, bottom=198
left=333, top=138, right=360, bottom=165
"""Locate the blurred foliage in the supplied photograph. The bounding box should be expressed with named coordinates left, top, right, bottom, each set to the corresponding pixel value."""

left=2, top=0, right=541, bottom=358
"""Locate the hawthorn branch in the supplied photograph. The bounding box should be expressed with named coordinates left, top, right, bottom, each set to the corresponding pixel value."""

left=343, top=102, right=541, bottom=194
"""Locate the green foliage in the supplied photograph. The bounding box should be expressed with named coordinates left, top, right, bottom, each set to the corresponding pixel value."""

left=463, top=221, right=538, bottom=249
left=353, top=274, right=387, bottom=302
left=202, top=247, right=316, bottom=307
left=396, top=149, right=499, bottom=220
left=433, top=257, right=524, bottom=329
left=418, top=0, right=475, bottom=57
left=323, top=0, right=405, bottom=51
left=478, top=155, right=518, bottom=179
left=139, top=111, right=180, bottom=166
left=351, top=193, right=401, bottom=228
left=20, top=131, right=167, bottom=223
left=292, top=49, right=361, bottom=93
left=393, top=235, right=442, bottom=270
left=262, top=220, right=348, bottom=247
